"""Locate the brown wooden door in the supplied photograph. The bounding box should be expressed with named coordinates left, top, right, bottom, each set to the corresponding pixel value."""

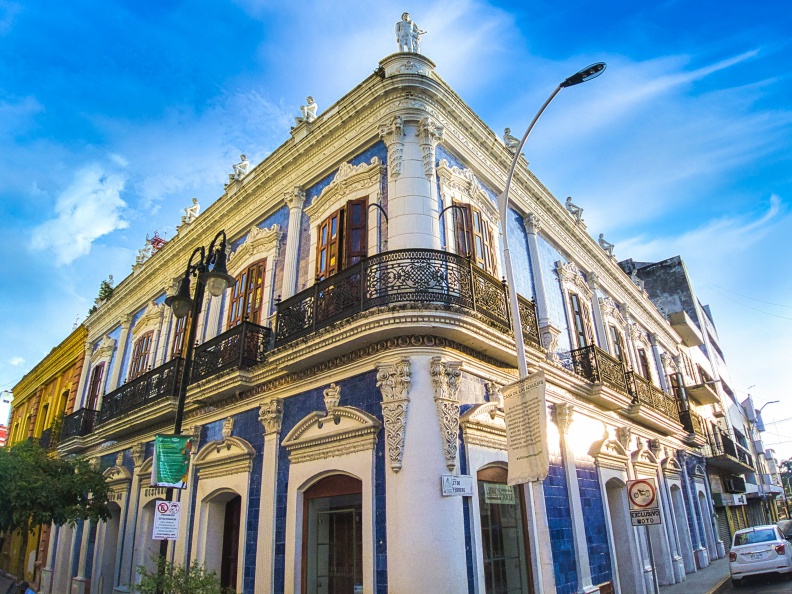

left=220, top=495, right=242, bottom=590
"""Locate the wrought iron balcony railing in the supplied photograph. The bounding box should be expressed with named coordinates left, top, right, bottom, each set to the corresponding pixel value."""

left=274, top=249, right=541, bottom=348
left=568, top=344, right=629, bottom=394
left=60, top=408, right=97, bottom=440
left=627, top=371, right=681, bottom=423
left=38, top=427, right=54, bottom=450
left=96, top=357, right=183, bottom=426
left=678, top=408, right=705, bottom=438
left=736, top=444, right=754, bottom=469
left=190, top=321, right=271, bottom=384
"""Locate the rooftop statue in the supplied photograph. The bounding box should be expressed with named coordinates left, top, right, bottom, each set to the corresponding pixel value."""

left=565, top=196, right=584, bottom=223
left=395, top=12, right=426, bottom=53
left=598, top=233, right=615, bottom=257
left=229, top=154, right=250, bottom=184
left=295, top=96, right=318, bottom=126
left=503, top=128, right=520, bottom=154
left=181, top=197, right=200, bottom=225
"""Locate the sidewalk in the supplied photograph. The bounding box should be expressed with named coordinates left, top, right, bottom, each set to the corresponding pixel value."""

left=660, top=557, right=731, bottom=594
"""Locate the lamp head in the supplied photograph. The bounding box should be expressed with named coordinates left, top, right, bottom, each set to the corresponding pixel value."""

left=165, top=274, right=194, bottom=319
left=204, top=246, right=236, bottom=297
left=561, top=62, right=606, bottom=88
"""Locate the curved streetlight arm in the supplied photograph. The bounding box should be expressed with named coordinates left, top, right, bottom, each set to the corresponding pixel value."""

left=205, top=229, right=229, bottom=267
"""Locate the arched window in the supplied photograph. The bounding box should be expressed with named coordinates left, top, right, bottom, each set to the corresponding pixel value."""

left=128, top=331, right=154, bottom=380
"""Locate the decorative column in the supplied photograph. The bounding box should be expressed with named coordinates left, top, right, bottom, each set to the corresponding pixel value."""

left=677, top=450, right=708, bottom=568
left=108, top=314, right=132, bottom=391
left=376, top=358, right=411, bottom=472
left=74, top=341, right=93, bottom=408
left=524, top=213, right=560, bottom=360
left=70, top=519, right=93, bottom=594
left=280, top=187, right=306, bottom=299
left=255, top=398, right=284, bottom=594
left=649, top=334, right=669, bottom=392
left=587, top=272, right=609, bottom=349
left=378, top=112, right=442, bottom=251
left=551, top=403, right=599, bottom=594
left=430, top=357, right=462, bottom=471
left=117, top=443, right=146, bottom=590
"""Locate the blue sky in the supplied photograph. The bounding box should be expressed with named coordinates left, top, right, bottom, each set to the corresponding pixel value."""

left=1, top=1, right=790, bottom=455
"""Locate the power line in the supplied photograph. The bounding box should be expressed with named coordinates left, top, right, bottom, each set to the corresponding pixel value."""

left=699, top=283, right=792, bottom=321
left=697, top=279, right=792, bottom=310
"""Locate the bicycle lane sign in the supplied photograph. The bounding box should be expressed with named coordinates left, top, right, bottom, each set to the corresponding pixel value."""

left=627, top=478, right=662, bottom=526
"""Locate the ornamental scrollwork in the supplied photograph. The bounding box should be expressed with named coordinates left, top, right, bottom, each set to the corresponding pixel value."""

left=417, top=117, right=444, bottom=178
left=377, top=358, right=411, bottom=472
left=430, top=356, right=462, bottom=471
left=259, top=398, right=284, bottom=436
left=378, top=116, right=405, bottom=178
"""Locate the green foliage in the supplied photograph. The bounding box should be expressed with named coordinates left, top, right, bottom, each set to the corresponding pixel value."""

left=88, top=275, right=115, bottom=316
left=0, top=439, right=111, bottom=535
left=133, top=558, right=235, bottom=594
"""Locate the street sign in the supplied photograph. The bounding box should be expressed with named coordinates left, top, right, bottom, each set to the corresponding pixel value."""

left=152, top=501, right=181, bottom=540
left=441, top=474, right=474, bottom=497
left=627, top=478, right=662, bottom=526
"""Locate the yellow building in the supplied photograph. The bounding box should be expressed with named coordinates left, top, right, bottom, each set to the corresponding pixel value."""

left=1, top=325, right=87, bottom=586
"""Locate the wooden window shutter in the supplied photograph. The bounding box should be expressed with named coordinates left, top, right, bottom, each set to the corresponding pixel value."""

left=344, top=198, right=368, bottom=268
left=171, top=313, right=191, bottom=358
left=128, top=331, right=153, bottom=380
left=86, top=362, right=105, bottom=410
left=609, top=325, right=625, bottom=362
left=316, top=208, right=343, bottom=280
left=637, top=348, right=651, bottom=379
left=570, top=293, right=593, bottom=349
left=227, top=260, right=267, bottom=328
left=453, top=202, right=471, bottom=257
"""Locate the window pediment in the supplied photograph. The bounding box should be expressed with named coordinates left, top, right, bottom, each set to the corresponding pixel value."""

left=437, top=159, right=499, bottom=226
left=104, top=463, right=132, bottom=486
left=631, top=442, right=659, bottom=474
left=460, top=402, right=506, bottom=449
left=91, top=335, right=116, bottom=363
left=661, top=455, right=683, bottom=476
left=132, top=301, right=164, bottom=337
left=556, top=261, right=593, bottom=300
left=304, top=157, right=383, bottom=222
left=193, top=436, right=255, bottom=479
left=590, top=437, right=629, bottom=470
left=599, top=296, right=626, bottom=327
left=228, top=224, right=282, bottom=275
left=282, top=406, right=381, bottom=464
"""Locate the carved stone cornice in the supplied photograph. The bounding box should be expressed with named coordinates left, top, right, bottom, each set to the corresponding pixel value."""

left=377, top=358, right=411, bottom=472
left=417, top=117, right=444, bottom=178
left=194, top=435, right=255, bottom=480
left=555, top=261, right=593, bottom=300
left=551, top=402, right=574, bottom=435
left=227, top=224, right=282, bottom=274
left=430, top=356, right=462, bottom=471
left=304, top=157, right=383, bottom=220
left=436, top=159, right=499, bottom=226
left=259, top=398, right=284, bottom=436
left=284, top=186, right=306, bottom=211
left=378, top=116, right=405, bottom=178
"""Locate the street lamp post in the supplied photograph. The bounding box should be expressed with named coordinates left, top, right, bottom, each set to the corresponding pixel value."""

left=497, top=62, right=606, bottom=378
left=157, top=230, right=236, bottom=570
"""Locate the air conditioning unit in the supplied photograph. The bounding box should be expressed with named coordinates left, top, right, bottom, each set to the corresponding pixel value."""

left=724, top=476, right=746, bottom=493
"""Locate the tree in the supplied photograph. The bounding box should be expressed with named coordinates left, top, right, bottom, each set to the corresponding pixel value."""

left=133, top=559, right=233, bottom=594
left=87, top=275, right=115, bottom=316
left=0, top=440, right=111, bottom=576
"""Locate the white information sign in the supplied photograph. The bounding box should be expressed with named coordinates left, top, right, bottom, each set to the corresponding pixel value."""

left=441, top=474, right=474, bottom=497
left=503, top=371, right=549, bottom=485
left=627, top=478, right=662, bottom=526
left=152, top=501, right=181, bottom=540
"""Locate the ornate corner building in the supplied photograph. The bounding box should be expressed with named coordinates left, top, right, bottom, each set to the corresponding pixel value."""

left=7, top=33, right=756, bottom=594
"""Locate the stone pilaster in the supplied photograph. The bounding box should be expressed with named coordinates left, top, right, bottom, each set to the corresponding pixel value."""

left=430, top=357, right=462, bottom=471
left=255, top=398, right=284, bottom=594
left=107, top=314, right=132, bottom=391
left=377, top=358, right=411, bottom=472
left=280, top=187, right=306, bottom=299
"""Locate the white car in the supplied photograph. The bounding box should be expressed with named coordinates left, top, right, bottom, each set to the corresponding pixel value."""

left=729, top=524, right=792, bottom=587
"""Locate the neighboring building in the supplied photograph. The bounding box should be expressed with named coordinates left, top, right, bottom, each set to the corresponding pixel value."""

left=0, top=391, right=11, bottom=447
left=763, top=446, right=787, bottom=520
left=0, top=425, right=8, bottom=447
left=621, top=256, right=768, bottom=550
left=0, top=325, right=88, bottom=586
left=34, top=27, right=729, bottom=594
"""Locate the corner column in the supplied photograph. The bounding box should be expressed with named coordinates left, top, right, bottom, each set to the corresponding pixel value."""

left=255, top=399, right=284, bottom=594
left=280, top=187, right=306, bottom=300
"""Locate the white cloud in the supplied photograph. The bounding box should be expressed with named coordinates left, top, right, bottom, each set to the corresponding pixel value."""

left=8, top=356, right=24, bottom=366
left=29, top=165, right=128, bottom=265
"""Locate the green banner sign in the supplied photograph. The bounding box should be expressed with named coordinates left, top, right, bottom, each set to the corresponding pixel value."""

left=152, top=434, right=192, bottom=489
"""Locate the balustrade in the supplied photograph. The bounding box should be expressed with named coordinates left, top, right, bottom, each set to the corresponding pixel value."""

left=191, top=321, right=271, bottom=384
left=568, top=344, right=629, bottom=394
left=60, top=408, right=97, bottom=440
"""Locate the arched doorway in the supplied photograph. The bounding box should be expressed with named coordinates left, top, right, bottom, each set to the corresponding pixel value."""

left=99, top=503, right=121, bottom=594
left=698, top=490, right=716, bottom=557
left=220, top=495, right=242, bottom=591
left=606, top=477, right=641, bottom=594
left=670, top=485, right=694, bottom=573
left=302, top=474, right=363, bottom=594
left=198, top=490, right=243, bottom=590
left=135, top=500, right=162, bottom=580
left=476, top=465, right=532, bottom=593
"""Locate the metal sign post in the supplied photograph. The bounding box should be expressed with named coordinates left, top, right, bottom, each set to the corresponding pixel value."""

left=628, top=479, right=661, bottom=594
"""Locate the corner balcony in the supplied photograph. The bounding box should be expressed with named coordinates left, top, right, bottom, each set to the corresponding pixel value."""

left=624, top=370, right=684, bottom=436
left=706, top=430, right=755, bottom=474
left=186, top=321, right=271, bottom=403
left=95, top=357, right=183, bottom=440
left=273, top=249, right=541, bottom=365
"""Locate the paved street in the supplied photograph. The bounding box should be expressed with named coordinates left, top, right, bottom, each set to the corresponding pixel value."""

left=723, top=574, right=792, bottom=593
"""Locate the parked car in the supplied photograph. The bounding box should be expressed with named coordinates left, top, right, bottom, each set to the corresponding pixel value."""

left=729, top=524, right=792, bottom=587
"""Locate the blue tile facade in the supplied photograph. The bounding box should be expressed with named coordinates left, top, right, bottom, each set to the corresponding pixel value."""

left=537, top=236, right=571, bottom=352
left=273, top=370, right=388, bottom=594
left=576, top=459, right=613, bottom=586
left=457, top=431, right=476, bottom=594
left=544, top=455, right=577, bottom=594
left=507, top=209, right=536, bottom=300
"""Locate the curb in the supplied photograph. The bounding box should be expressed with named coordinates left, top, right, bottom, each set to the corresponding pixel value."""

left=704, top=574, right=731, bottom=594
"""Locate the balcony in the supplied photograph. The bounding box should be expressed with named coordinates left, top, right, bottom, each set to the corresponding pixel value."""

left=274, top=249, right=541, bottom=349
left=668, top=310, right=704, bottom=347
left=621, top=370, right=684, bottom=435
left=190, top=321, right=271, bottom=384
left=706, top=430, right=755, bottom=474
left=678, top=407, right=707, bottom=446
left=568, top=344, right=629, bottom=395
left=38, top=427, right=54, bottom=450
left=686, top=381, right=720, bottom=405
left=60, top=408, right=97, bottom=440
left=96, top=357, right=183, bottom=429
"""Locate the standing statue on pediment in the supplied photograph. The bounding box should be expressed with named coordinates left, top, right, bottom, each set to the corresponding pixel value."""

left=295, top=96, right=318, bottom=126
left=565, top=196, right=584, bottom=223
left=395, top=13, right=426, bottom=53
